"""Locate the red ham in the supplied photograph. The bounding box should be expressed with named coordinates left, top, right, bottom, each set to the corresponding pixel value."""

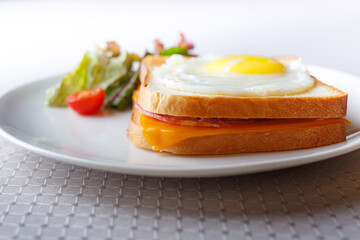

left=135, top=103, right=256, bottom=128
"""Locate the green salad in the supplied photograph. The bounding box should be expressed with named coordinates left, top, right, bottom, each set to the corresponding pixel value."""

left=46, top=34, right=194, bottom=115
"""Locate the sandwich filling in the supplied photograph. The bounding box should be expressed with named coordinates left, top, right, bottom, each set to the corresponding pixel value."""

left=135, top=104, right=350, bottom=151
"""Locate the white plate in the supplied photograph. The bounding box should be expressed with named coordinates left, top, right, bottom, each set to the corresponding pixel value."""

left=0, top=66, right=359, bottom=177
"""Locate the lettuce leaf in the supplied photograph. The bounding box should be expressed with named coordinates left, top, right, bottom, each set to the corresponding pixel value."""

left=160, top=47, right=189, bottom=56
left=105, top=70, right=140, bottom=110
left=46, top=48, right=134, bottom=107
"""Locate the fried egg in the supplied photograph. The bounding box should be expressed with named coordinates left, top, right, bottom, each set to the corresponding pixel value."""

left=151, top=55, right=315, bottom=97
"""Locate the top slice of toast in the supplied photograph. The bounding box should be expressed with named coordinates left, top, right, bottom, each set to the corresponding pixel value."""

left=137, top=56, right=347, bottom=119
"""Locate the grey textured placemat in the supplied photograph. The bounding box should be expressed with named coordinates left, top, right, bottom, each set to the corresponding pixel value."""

left=0, top=136, right=360, bottom=240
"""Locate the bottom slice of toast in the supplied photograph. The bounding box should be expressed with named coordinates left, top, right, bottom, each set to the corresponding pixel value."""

left=127, top=107, right=346, bottom=155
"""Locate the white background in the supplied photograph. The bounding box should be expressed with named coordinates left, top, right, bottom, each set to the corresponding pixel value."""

left=1, top=0, right=360, bottom=94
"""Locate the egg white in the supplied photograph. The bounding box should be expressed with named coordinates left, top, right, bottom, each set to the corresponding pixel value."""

left=150, top=55, right=315, bottom=97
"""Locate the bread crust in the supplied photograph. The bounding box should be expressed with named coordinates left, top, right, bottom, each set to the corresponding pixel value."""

left=138, top=56, right=348, bottom=119
left=128, top=107, right=346, bottom=155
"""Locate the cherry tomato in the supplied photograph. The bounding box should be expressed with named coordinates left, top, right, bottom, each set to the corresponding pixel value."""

left=66, top=88, right=105, bottom=115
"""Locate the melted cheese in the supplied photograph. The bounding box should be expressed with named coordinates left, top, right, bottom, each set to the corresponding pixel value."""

left=140, top=114, right=350, bottom=151
left=132, top=93, right=139, bottom=101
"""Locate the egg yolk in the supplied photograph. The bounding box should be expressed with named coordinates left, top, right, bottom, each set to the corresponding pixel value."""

left=206, top=55, right=285, bottom=74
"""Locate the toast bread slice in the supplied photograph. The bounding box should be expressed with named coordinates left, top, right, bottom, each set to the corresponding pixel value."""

left=128, top=107, right=346, bottom=154
left=138, top=56, right=347, bottom=119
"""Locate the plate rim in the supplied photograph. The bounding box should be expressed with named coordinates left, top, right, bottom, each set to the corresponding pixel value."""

left=0, top=66, right=359, bottom=177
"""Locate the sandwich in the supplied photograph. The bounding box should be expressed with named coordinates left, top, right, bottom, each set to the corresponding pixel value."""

left=128, top=54, right=348, bottom=154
